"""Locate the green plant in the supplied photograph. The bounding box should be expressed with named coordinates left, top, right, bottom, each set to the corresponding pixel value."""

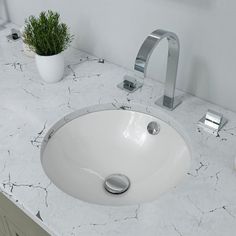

left=23, top=10, right=73, bottom=56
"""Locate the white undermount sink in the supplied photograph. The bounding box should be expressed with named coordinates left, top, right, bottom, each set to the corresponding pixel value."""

left=41, top=108, right=191, bottom=206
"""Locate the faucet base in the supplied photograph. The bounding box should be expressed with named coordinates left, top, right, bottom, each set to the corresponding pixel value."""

left=155, top=96, right=182, bottom=111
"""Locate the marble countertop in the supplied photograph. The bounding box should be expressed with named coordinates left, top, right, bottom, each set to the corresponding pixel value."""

left=1, top=24, right=236, bottom=236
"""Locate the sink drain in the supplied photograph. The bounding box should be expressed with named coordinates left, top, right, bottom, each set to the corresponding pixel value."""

left=104, top=174, right=130, bottom=195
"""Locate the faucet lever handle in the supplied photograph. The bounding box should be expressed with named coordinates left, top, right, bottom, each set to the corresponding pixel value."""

left=198, top=109, right=228, bottom=135
left=117, top=75, right=143, bottom=93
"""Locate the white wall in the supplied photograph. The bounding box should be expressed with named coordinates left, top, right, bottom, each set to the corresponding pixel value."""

left=5, top=0, right=236, bottom=112
left=0, top=0, right=10, bottom=24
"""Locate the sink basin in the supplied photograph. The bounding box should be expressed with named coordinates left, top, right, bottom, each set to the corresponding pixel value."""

left=41, top=107, right=191, bottom=206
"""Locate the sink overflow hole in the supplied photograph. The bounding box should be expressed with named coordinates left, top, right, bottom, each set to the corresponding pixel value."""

left=104, top=174, right=130, bottom=195
left=147, top=121, right=160, bottom=135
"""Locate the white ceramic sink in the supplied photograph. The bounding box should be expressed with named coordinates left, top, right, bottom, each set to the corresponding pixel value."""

left=41, top=109, right=191, bottom=206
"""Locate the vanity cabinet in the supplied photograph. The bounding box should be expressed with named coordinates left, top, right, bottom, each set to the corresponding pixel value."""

left=0, top=213, right=9, bottom=236
left=0, top=193, right=50, bottom=236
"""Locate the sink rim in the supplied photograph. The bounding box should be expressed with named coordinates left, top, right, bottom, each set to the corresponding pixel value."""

left=40, top=102, right=193, bottom=162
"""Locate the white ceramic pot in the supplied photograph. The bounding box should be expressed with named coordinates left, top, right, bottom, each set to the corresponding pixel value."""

left=35, top=53, right=65, bottom=83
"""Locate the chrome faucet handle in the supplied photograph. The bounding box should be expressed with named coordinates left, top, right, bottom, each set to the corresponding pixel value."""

left=117, top=75, right=143, bottom=93
left=198, top=109, right=228, bottom=135
left=134, top=29, right=181, bottom=110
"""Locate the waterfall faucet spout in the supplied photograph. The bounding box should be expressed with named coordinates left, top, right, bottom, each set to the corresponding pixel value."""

left=134, top=29, right=181, bottom=110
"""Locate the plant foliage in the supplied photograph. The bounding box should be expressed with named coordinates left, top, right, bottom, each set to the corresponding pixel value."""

left=23, top=10, right=73, bottom=56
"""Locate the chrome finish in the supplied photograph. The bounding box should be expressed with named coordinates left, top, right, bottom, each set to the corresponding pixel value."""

left=98, top=58, right=105, bottom=63
left=117, top=75, right=143, bottom=93
left=155, top=95, right=182, bottom=111
left=147, top=121, right=160, bottom=135
left=135, top=29, right=181, bottom=110
left=198, top=109, right=228, bottom=135
left=104, top=174, right=130, bottom=195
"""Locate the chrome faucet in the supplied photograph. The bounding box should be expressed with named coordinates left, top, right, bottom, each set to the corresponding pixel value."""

left=135, top=29, right=181, bottom=110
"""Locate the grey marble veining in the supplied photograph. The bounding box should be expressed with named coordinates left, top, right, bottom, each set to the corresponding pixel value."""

left=1, top=24, right=236, bottom=236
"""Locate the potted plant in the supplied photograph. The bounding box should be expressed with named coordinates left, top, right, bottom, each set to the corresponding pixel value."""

left=23, top=10, right=73, bottom=83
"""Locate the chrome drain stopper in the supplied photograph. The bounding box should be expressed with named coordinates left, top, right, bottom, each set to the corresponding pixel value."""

left=104, top=174, right=130, bottom=195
